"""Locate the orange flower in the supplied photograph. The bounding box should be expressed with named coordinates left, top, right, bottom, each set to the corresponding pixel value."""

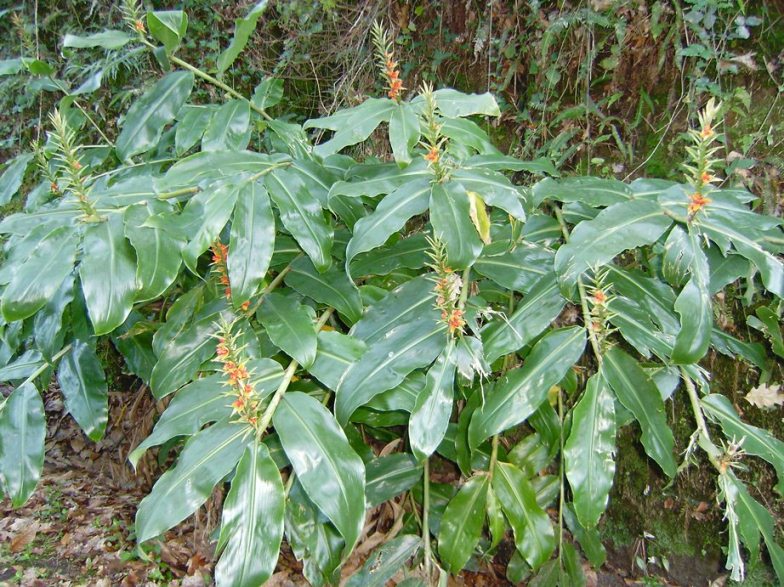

left=446, top=308, right=465, bottom=334
left=700, top=171, right=716, bottom=184
left=72, top=161, right=82, bottom=171
left=700, top=124, right=714, bottom=139
left=134, top=19, right=145, bottom=33
left=424, top=146, right=440, bottom=163
left=240, top=300, right=250, bottom=312
left=593, top=290, right=606, bottom=304
left=232, top=397, right=245, bottom=411
left=688, top=192, right=712, bottom=216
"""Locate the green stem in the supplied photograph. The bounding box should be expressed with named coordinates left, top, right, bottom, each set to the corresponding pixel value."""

left=489, top=434, right=500, bottom=478
left=458, top=266, right=472, bottom=310
left=247, top=257, right=300, bottom=316
left=157, top=186, right=200, bottom=200
left=1, top=344, right=74, bottom=412
left=422, top=457, right=432, bottom=580
left=142, top=39, right=272, bottom=121
left=557, top=385, right=566, bottom=580
left=680, top=368, right=723, bottom=470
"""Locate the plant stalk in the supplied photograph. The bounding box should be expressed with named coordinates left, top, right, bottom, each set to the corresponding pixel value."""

left=422, top=457, right=432, bottom=580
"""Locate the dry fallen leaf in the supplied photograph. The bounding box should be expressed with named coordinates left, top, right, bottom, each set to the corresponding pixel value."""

left=9, top=524, right=38, bottom=553
left=745, top=382, right=784, bottom=409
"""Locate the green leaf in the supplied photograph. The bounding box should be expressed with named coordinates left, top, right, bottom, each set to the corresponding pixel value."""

left=564, top=374, right=616, bottom=528
left=274, top=392, right=366, bottom=552
left=563, top=504, right=607, bottom=568
left=116, top=71, right=194, bottom=161
left=671, top=228, right=712, bottom=364
left=305, top=98, right=396, bottom=158
left=215, top=440, right=284, bottom=587
left=216, top=1, right=269, bottom=73
left=344, top=179, right=431, bottom=276
left=0, top=153, right=33, bottom=206
left=162, top=151, right=289, bottom=190
left=1, top=226, right=78, bottom=323
left=481, top=273, right=565, bottom=363
left=365, top=453, right=423, bottom=507
left=389, top=102, right=420, bottom=164
left=452, top=168, right=526, bottom=221
left=266, top=168, right=333, bottom=272
left=437, top=474, right=489, bottom=573
left=285, top=257, right=362, bottom=324
left=702, top=394, right=784, bottom=494
left=228, top=181, right=275, bottom=308
left=329, top=160, right=430, bottom=199
left=0, top=350, right=44, bottom=382
left=128, top=374, right=233, bottom=468
left=336, top=316, right=446, bottom=424
left=350, top=233, right=429, bottom=277
left=469, top=326, right=585, bottom=450
left=257, top=292, right=317, bottom=367
left=146, top=10, right=188, bottom=54
left=410, top=343, right=456, bottom=460
left=486, top=485, right=506, bottom=551
left=57, top=340, right=108, bottom=442
left=467, top=190, right=492, bottom=244
left=751, top=306, right=784, bottom=358
left=202, top=99, right=251, bottom=152
left=125, top=203, right=184, bottom=303
left=474, top=241, right=554, bottom=293
left=494, top=462, right=556, bottom=569
left=0, top=382, right=45, bottom=508
left=62, top=30, right=131, bottom=49
left=532, top=177, right=631, bottom=207
left=346, top=535, right=421, bottom=587
left=135, top=421, right=249, bottom=542
left=80, top=213, right=139, bottom=335
left=33, top=275, right=74, bottom=360
left=430, top=181, right=483, bottom=270
left=175, top=106, right=215, bottom=155
left=601, top=348, right=676, bottom=477
left=180, top=181, right=241, bottom=273
left=307, top=331, right=366, bottom=391
left=428, top=89, right=501, bottom=118
left=150, top=299, right=230, bottom=398
left=554, top=200, right=671, bottom=295
left=251, top=77, right=284, bottom=111
left=0, top=58, right=22, bottom=76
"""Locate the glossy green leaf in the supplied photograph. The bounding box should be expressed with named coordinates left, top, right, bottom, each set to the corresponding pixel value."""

left=57, top=340, right=108, bottom=442
left=469, top=326, right=586, bottom=450
left=366, top=371, right=425, bottom=413
left=0, top=350, right=44, bottom=382
left=336, top=316, right=446, bottom=424
left=452, top=168, right=526, bottom=221
left=564, top=374, right=616, bottom=528
left=2, top=226, right=78, bottom=323
left=410, top=343, right=456, bottom=460
left=607, top=296, right=674, bottom=361
left=274, top=392, right=366, bottom=552
left=125, top=203, right=184, bottom=302
left=671, top=228, right=712, bottom=364
left=430, top=181, right=483, bottom=270
left=175, top=106, right=214, bottom=155
left=307, top=331, right=366, bottom=391
left=116, top=71, right=194, bottom=161
left=128, top=374, right=232, bottom=468
left=350, top=233, right=428, bottom=277
left=285, top=481, right=344, bottom=587
left=215, top=440, right=284, bottom=587
left=554, top=200, right=671, bottom=295
left=80, top=213, right=139, bottom=335
left=0, top=153, right=33, bottom=206
left=344, top=179, right=431, bottom=276
left=437, top=474, right=489, bottom=573
left=180, top=180, right=241, bottom=273
left=135, top=421, right=249, bottom=542
left=146, top=10, right=188, bottom=54
left=365, top=453, right=423, bottom=507
left=257, top=292, right=317, bottom=367
left=216, top=1, right=269, bottom=73
left=428, top=89, right=501, bottom=118
left=228, top=181, right=274, bottom=308
left=532, top=177, right=631, bottom=207
left=151, top=286, right=203, bottom=357
left=161, top=151, right=289, bottom=190
left=481, top=273, right=565, bottom=363
left=150, top=299, right=230, bottom=398
left=486, top=485, right=506, bottom=551
left=285, top=256, right=362, bottom=324
left=389, top=102, right=420, bottom=164
left=346, top=534, right=421, bottom=587
left=602, top=348, right=676, bottom=477
left=62, top=30, right=131, bottom=49
left=202, top=99, right=251, bottom=152
left=0, top=58, right=22, bottom=76
left=329, top=160, right=430, bottom=199
left=563, top=504, right=607, bottom=568
left=266, top=168, right=333, bottom=272
left=474, top=241, right=554, bottom=293
left=251, top=77, right=284, bottom=111
left=494, top=462, right=555, bottom=569
left=702, top=394, right=784, bottom=494
left=33, top=275, right=74, bottom=360
left=0, top=382, right=45, bottom=508
left=305, top=98, right=396, bottom=158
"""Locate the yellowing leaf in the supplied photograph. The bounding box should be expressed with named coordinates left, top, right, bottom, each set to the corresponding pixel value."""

left=745, top=383, right=784, bottom=409
left=466, top=190, right=491, bottom=245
